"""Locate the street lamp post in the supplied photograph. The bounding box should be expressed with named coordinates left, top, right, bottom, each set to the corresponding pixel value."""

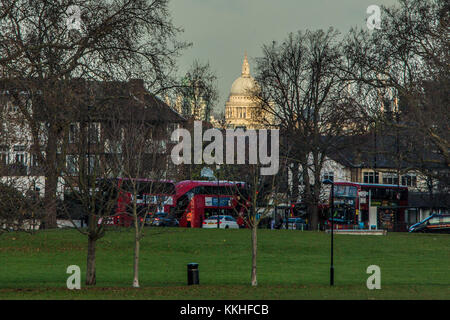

left=323, top=179, right=334, bottom=286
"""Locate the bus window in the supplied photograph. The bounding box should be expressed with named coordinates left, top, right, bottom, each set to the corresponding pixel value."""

left=334, top=186, right=357, bottom=197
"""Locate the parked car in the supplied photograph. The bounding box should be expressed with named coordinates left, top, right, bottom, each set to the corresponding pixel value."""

left=409, top=214, right=450, bottom=233
left=282, top=217, right=308, bottom=230
left=202, top=215, right=239, bottom=229
left=147, top=212, right=178, bottom=227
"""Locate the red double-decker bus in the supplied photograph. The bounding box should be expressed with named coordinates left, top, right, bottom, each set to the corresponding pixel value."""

left=172, top=180, right=247, bottom=228
left=326, top=182, right=408, bottom=231
left=101, top=178, right=176, bottom=227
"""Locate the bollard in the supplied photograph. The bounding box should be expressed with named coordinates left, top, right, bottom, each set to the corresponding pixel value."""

left=187, top=263, right=199, bottom=285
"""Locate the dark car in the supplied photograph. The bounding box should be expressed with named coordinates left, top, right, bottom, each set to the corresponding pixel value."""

left=147, top=213, right=179, bottom=227
left=409, top=214, right=450, bottom=233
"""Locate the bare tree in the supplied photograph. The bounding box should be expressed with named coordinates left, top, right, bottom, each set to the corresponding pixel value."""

left=251, top=29, right=367, bottom=230
left=57, top=79, right=181, bottom=286
left=221, top=163, right=287, bottom=286
left=107, top=104, right=174, bottom=288
left=0, top=83, right=43, bottom=233
left=58, top=96, right=123, bottom=286
left=172, top=60, right=219, bottom=122
left=0, top=180, right=43, bottom=234
left=218, top=127, right=288, bottom=286
left=342, top=0, right=449, bottom=189
left=0, top=0, right=189, bottom=228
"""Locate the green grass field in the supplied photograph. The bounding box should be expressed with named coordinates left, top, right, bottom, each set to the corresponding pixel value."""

left=0, top=228, right=448, bottom=299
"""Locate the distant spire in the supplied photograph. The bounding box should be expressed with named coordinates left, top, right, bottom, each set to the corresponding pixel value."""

left=241, top=52, right=250, bottom=77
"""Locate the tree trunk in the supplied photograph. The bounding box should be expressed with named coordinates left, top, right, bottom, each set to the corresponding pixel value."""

left=133, top=233, right=140, bottom=288
left=86, top=235, right=97, bottom=286
left=43, top=172, right=58, bottom=229
left=42, top=126, right=58, bottom=229
left=301, top=163, right=315, bottom=230
left=251, top=224, right=258, bottom=286
left=132, top=199, right=141, bottom=288
left=310, top=204, right=319, bottom=231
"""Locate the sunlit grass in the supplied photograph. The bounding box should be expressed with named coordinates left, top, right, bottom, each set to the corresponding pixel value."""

left=0, top=228, right=448, bottom=299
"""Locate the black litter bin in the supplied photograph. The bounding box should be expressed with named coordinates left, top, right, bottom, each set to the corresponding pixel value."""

left=187, top=263, right=199, bottom=285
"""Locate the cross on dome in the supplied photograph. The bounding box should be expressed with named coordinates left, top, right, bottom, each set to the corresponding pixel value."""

left=241, top=52, right=250, bottom=77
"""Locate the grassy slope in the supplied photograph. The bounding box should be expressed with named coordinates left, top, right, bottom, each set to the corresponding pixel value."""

left=0, top=228, right=448, bottom=299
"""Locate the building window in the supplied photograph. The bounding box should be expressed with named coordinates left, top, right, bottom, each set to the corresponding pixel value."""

left=86, top=155, right=96, bottom=174
left=15, top=153, right=26, bottom=165
left=66, top=155, right=78, bottom=175
left=13, top=145, right=27, bottom=166
left=323, top=171, right=334, bottom=182
left=31, top=154, right=38, bottom=167
left=69, top=123, right=78, bottom=143
left=14, top=145, right=26, bottom=152
left=88, top=122, right=100, bottom=144
left=363, top=171, right=379, bottom=184
left=382, top=172, right=399, bottom=185
left=0, top=153, right=7, bottom=165
left=8, top=102, right=19, bottom=113
left=0, top=145, right=8, bottom=166
left=401, top=174, right=417, bottom=187
left=159, top=139, right=167, bottom=152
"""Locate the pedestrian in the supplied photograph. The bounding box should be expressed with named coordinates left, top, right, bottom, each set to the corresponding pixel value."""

left=186, top=211, right=192, bottom=228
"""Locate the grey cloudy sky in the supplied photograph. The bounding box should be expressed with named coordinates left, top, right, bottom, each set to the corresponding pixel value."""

left=168, top=0, right=399, bottom=114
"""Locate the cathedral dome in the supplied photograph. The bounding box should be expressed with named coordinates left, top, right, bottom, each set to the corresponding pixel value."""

left=225, top=53, right=266, bottom=129
left=229, top=53, right=256, bottom=96
left=230, top=76, right=256, bottom=96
